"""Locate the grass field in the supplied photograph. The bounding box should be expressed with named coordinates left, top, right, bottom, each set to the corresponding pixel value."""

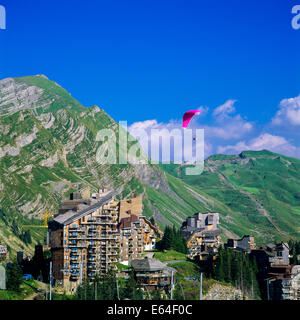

left=153, top=250, right=187, bottom=262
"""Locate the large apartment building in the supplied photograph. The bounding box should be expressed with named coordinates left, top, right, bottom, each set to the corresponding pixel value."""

left=49, top=189, right=157, bottom=293
left=119, top=214, right=157, bottom=265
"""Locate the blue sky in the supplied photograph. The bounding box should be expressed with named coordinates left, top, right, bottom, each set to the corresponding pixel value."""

left=0, top=0, right=300, bottom=159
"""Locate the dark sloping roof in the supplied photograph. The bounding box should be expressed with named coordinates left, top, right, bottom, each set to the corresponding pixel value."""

left=54, top=188, right=122, bottom=225
left=131, top=258, right=177, bottom=274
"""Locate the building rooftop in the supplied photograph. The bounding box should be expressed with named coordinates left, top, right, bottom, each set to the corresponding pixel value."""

left=53, top=188, right=122, bottom=225
left=131, top=257, right=177, bottom=274
left=119, top=214, right=139, bottom=229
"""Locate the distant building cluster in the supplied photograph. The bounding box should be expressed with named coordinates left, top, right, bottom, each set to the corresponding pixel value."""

left=48, top=188, right=158, bottom=293
left=180, top=212, right=221, bottom=260
left=180, top=212, right=300, bottom=300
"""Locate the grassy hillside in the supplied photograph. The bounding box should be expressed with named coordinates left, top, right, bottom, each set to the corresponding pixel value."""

left=160, top=150, right=300, bottom=243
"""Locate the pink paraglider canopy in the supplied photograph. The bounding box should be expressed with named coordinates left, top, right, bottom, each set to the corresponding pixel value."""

left=182, top=110, right=201, bottom=128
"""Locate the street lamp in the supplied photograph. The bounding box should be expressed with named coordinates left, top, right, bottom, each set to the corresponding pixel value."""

left=265, top=277, right=276, bottom=301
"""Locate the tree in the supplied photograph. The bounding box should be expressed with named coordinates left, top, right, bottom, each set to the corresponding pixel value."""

left=123, top=270, right=143, bottom=300
left=24, top=230, right=32, bottom=244
left=214, top=247, right=225, bottom=281
left=6, top=263, right=23, bottom=293
left=213, top=246, right=261, bottom=299
left=151, top=289, right=163, bottom=300
left=157, top=226, right=187, bottom=254
left=150, top=217, right=156, bottom=226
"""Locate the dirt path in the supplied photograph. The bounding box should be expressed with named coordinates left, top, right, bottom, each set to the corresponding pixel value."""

left=219, top=171, right=286, bottom=236
left=24, top=281, right=48, bottom=300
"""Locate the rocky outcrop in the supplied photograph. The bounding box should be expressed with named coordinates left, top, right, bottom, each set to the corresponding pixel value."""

left=203, top=283, right=250, bottom=300
left=0, top=77, right=50, bottom=115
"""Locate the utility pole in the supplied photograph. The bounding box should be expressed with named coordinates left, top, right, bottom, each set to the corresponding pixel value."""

left=116, top=278, right=120, bottom=300
left=199, top=273, right=203, bottom=300
left=170, top=271, right=174, bottom=300
left=266, top=279, right=270, bottom=301
left=240, top=259, right=244, bottom=299
left=95, top=281, right=97, bottom=300
left=80, top=261, right=83, bottom=285
left=251, top=279, right=254, bottom=299
left=179, top=282, right=185, bottom=300
left=49, top=261, right=52, bottom=301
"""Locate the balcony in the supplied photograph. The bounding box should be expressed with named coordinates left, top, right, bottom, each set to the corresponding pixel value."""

left=69, top=242, right=87, bottom=248
left=88, top=272, right=96, bottom=277
left=88, top=257, right=96, bottom=262
left=109, top=259, right=118, bottom=263
left=159, top=281, right=171, bottom=287
left=107, top=245, right=119, bottom=249
left=69, top=233, right=80, bottom=239
left=108, top=252, right=118, bottom=256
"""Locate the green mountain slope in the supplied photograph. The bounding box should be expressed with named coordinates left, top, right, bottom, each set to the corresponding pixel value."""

left=0, top=75, right=299, bottom=257
left=160, top=150, right=300, bottom=244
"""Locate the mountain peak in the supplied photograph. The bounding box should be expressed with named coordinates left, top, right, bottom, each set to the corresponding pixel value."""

left=35, top=74, right=49, bottom=80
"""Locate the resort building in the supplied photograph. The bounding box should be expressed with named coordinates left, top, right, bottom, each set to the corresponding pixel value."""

left=131, top=257, right=176, bottom=292
left=49, top=189, right=157, bottom=292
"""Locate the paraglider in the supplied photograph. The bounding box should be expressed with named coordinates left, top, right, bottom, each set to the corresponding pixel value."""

left=182, top=110, right=201, bottom=128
